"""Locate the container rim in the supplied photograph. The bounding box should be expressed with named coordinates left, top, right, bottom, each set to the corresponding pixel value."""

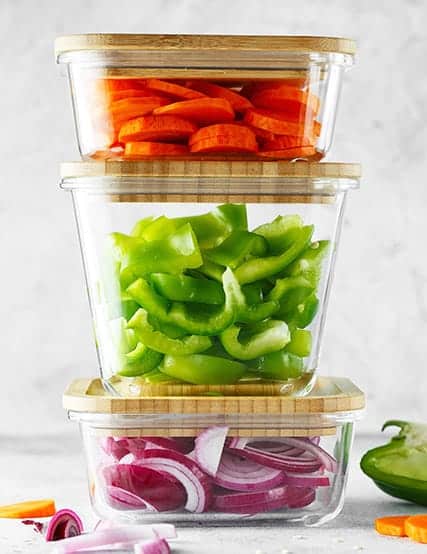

left=55, top=34, right=356, bottom=58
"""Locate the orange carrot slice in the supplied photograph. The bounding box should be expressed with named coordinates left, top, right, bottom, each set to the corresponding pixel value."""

left=241, top=79, right=308, bottom=98
left=105, top=88, right=166, bottom=104
left=124, top=142, right=188, bottom=158
left=190, top=135, right=258, bottom=154
left=252, top=85, right=320, bottom=115
left=375, top=516, right=409, bottom=537
left=244, top=108, right=310, bottom=137
left=405, top=515, right=427, bottom=543
left=186, top=81, right=253, bottom=112
left=153, top=98, right=235, bottom=124
left=146, top=79, right=206, bottom=100
left=119, top=115, right=198, bottom=143
left=0, top=499, right=56, bottom=519
left=189, top=124, right=255, bottom=146
left=263, top=135, right=315, bottom=150
left=95, top=78, right=148, bottom=93
left=89, top=147, right=124, bottom=160
left=109, top=96, right=170, bottom=129
left=259, top=146, right=318, bottom=159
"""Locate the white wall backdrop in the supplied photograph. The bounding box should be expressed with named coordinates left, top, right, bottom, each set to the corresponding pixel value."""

left=1, top=0, right=426, bottom=435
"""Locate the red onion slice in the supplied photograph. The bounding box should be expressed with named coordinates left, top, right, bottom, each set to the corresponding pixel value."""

left=101, top=437, right=130, bottom=461
left=135, top=537, right=171, bottom=554
left=103, top=464, right=186, bottom=512
left=215, top=452, right=285, bottom=491
left=282, top=472, right=330, bottom=487
left=22, top=509, right=84, bottom=542
left=106, top=486, right=152, bottom=511
left=276, top=438, right=338, bottom=472
left=195, top=425, right=228, bottom=477
left=227, top=447, right=322, bottom=473
left=141, top=448, right=212, bottom=513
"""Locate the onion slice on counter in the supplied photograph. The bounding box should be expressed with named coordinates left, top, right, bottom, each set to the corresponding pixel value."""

left=52, top=524, right=176, bottom=553
left=22, top=509, right=84, bottom=541
left=142, top=448, right=212, bottom=513
left=134, top=537, right=171, bottom=554
left=194, top=425, right=228, bottom=476
left=214, top=452, right=285, bottom=491
left=103, top=464, right=186, bottom=511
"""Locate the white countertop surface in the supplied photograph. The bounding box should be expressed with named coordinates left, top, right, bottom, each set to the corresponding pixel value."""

left=1, top=433, right=425, bottom=553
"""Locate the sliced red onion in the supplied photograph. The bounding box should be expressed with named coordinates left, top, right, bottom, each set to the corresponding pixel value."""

left=53, top=525, right=176, bottom=553
left=194, top=425, right=228, bottom=477
left=227, top=447, right=322, bottom=473
left=21, top=509, right=83, bottom=542
left=214, top=452, right=285, bottom=491
left=106, top=486, right=152, bottom=511
left=103, top=464, right=186, bottom=512
left=101, top=437, right=130, bottom=461
left=276, top=438, right=338, bottom=472
left=126, top=438, right=147, bottom=459
left=142, top=448, right=212, bottom=513
left=282, top=472, right=330, bottom=487
left=287, top=486, right=316, bottom=508
left=134, top=537, right=170, bottom=554
left=227, top=437, right=248, bottom=449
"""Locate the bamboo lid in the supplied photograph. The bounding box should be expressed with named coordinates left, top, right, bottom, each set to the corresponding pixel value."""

left=63, top=376, right=365, bottom=416
left=60, top=161, right=361, bottom=180
left=55, top=34, right=356, bottom=57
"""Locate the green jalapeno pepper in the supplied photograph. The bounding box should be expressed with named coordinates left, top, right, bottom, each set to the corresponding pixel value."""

left=160, top=354, right=247, bottom=385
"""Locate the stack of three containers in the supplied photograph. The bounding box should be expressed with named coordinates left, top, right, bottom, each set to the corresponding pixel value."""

left=56, top=34, right=364, bottom=526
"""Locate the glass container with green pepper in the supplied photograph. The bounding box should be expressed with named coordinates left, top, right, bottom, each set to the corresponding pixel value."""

left=61, top=161, right=360, bottom=396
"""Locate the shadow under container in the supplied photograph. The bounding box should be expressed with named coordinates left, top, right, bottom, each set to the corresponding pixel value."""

left=61, top=161, right=360, bottom=397
left=55, top=34, right=355, bottom=161
left=63, top=376, right=365, bottom=526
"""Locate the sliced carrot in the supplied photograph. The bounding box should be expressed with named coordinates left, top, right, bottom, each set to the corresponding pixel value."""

left=153, top=97, right=234, bottom=125
left=0, top=499, right=56, bottom=519
left=105, top=88, right=165, bottom=104
left=89, top=147, right=124, bottom=160
left=405, top=515, right=427, bottom=543
left=124, top=142, right=188, bottom=158
left=190, top=135, right=258, bottom=154
left=109, top=96, right=170, bottom=129
left=263, top=135, right=315, bottom=150
left=146, top=79, right=206, bottom=100
left=189, top=124, right=255, bottom=146
left=186, top=81, right=253, bottom=112
left=259, top=146, right=318, bottom=159
left=252, top=85, right=320, bottom=115
left=95, top=78, right=147, bottom=93
left=375, top=516, right=409, bottom=537
left=241, top=79, right=308, bottom=98
left=244, top=108, right=310, bottom=137
left=119, top=115, right=198, bottom=143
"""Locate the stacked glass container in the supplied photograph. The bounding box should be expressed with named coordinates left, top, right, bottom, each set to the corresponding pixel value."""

left=56, top=34, right=364, bottom=526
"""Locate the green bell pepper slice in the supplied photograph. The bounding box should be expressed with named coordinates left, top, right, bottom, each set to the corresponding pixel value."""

left=267, top=275, right=314, bottom=317
left=151, top=273, right=225, bottom=305
left=197, top=260, right=225, bottom=282
left=131, top=216, right=155, bottom=237
left=285, top=329, right=312, bottom=357
left=143, top=369, right=181, bottom=384
left=167, top=268, right=245, bottom=335
left=254, top=215, right=303, bottom=254
left=361, top=420, right=427, bottom=507
left=204, top=231, right=268, bottom=269
left=285, top=293, right=319, bottom=328
left=242, top=283, right=263, bottom=305
left=248, top=350, right=303, bottom=380
left=237, top=300, right=280, bottom=324
left=235, top=225, right=314, bottom=284
left=111, top=223, right=203, bottom=275
left=118, top=344, right=164, bottom=377
left=160, top=354, right=247, bottom=385
left=127, top=308, right=212, bottom=355
left=282, top=240, right=330, bottom=286
left=220, top=319, right=290, bottom=361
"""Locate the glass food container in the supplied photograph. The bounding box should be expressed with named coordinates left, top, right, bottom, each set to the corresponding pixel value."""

left=63, top=376, right=365, bottom=526
left=61, top=161, right=360, bottom=397
left=55, top=34, right=355, bottom=161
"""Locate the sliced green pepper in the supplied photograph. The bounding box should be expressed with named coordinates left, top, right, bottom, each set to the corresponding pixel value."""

left=249, top=350, right=303, bottom=380
left=285, top=293, right=319, bottom=328
left=242, top=283, right=264, bottom=305
left=127, top=308, right=211, bottom=355
left=197, top=260, right=224, bottom=282
left=285, top=329, right=312, bottom=357
left=151, top=273, right=225, bottom=305
left=111, top=223, right=203, bottom=275
left=254, top=215, right=303, bottom=254
left=267, top=275, right=314, bottom=317
left=143, top=369, right=181, bottom=384
left=220, top=320, right=290, bottom=361
left=361, top=420, right=427, bottom=507
left=118, top=344, right=164, bottom=377
left=235, top=225, right=314, bottom=284
left=131, top=216, right=155, bottom=237
left=204, top=231, right=268, bottom=269
left=147, top=314, right=187, bottom=339
left=160, top=354, right=246, bottom=385
left=282, top=240, right=330, bottom=286
left=237, top=300, right=279, bottom=324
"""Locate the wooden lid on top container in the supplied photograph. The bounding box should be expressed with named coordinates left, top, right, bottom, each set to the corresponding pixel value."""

left=55, top=34, right=356, bottom=58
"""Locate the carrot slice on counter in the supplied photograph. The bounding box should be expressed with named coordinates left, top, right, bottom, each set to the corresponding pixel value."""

left=153, top=97, right=235, bottom=124
left=405, top=515, right=427, bottom=543
left=259, top=146, right=318, bottom=159
left=119, top=115, right=198, bottom=143
left=244, top=108, right=311, bottom=137
left=0, top=499, right=56, bottom=519
left=109, top=96, right=170, bottom=129
left=189, top=123, right=255, bottom=146
left=146, top=79, right=206, bottom=100
left=375, top=516, right=409, bottom=537
left=186, top=81, right=253, bottom=112
left=263, top=135, right=315, bottom=150
left=124, top=142, right=189, bottom=158
left=252, top=85, right=320, bottom=115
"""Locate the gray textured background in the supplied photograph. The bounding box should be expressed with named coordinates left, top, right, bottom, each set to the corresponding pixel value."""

left=1, top=0, right=426, bottom=435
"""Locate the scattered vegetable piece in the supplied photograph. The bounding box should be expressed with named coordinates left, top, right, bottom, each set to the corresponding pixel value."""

left=134, top=537, right=171, bottom=554
left=375, top=515, right=409, bottom=537
left=405, top=515, right=427, bottom=543
left=0, top=499, right=56, bottom=519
